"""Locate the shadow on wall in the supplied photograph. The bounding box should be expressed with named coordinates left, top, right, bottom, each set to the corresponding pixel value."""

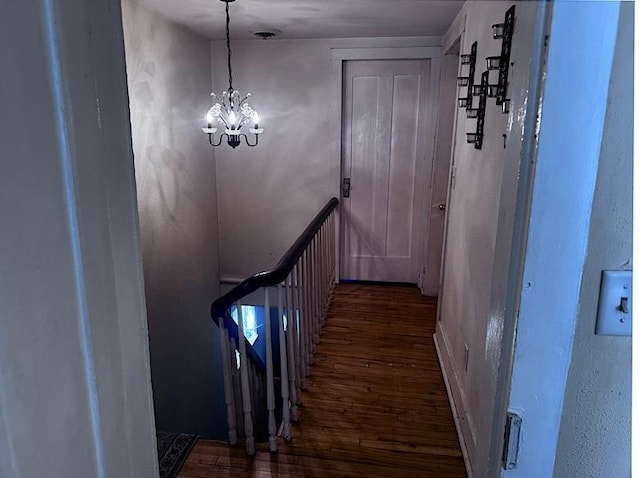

left=122, top=0, right=226, bottom=439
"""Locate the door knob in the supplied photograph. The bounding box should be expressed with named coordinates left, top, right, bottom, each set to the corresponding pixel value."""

left=438, top=203, right=446, bottom=211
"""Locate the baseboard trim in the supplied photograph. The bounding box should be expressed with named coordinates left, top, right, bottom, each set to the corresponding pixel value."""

left=434, top=330, right=473, bottom=478
left=338, top=279, right=417, bottom=288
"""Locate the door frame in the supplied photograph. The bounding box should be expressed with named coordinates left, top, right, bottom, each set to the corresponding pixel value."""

left=429, top=15, right=472, bottom=471
left=496, top=3, right=622, bottom=476
left=421, top=32, right=464, bottom=297
left=329, top=46, right=442, bottom=284
left=435, top=15, right=465, bottom=307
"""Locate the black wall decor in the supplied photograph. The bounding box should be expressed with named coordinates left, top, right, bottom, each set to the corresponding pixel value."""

left=467, top=71, right=488, bottom=150
left=458, top=4, right=515, bottom=151
left=491, top=5, right=516, bottom=112
left=458, top=41, right=486, bottom=148
left=457, top=41, right=477, bottom=110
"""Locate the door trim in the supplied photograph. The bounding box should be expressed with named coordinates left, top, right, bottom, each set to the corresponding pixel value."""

left=329, top=46, right=442, bottom=284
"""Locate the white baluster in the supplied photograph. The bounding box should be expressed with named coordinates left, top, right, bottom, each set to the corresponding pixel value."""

left=236, top=302, right=255, bottom=455
left=284, top=279, right=299, bottom=420
left=306, top=248, right=314, bottom=362
left=307, top=243, right=314, bottom=348
left=315, top=234, right=323, bottom=327
left=315, top=234, right=319, bottom=324
left=302, top=250, right=313, bottom=366
left=289, top=272, right=303, bottom=401
left=320, top=221, right=326, bottom=314
left=324, top=220, right=330, bottom=314
left=263, top=288, right=278, bottom=452
left=327, top=215, right=332, bottom=286
left=318, top=223, right=327, bottom=319
left=218, top=318, right=238, bottom=445
left=319, top=222, right=324, bottom=303
left=297, top=253, right=311, bottom=370
left=311, top=240, right=320, bottom=347
left=247, top=361, right=256, bottom=417
left=324, top=218, right=331, bottom=298
left=295, top=260, right=304, bottom=376
left=296, top=261, right=308, bottom=379
left=277, top=285, right=292, bottom=439
left=333, top=212, right=337, bottom=278
left=229, top=336, right=244, bottom=438
left=330, top=211, right=336, bottom=287
left=324, top=220, right=330, bottom=311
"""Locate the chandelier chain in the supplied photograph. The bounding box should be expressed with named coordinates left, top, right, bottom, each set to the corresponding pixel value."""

left=202, top=0, right=261, bottom=148
left=225, top=1, right=233, bottom=91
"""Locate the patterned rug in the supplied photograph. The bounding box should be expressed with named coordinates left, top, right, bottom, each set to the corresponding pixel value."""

left=157, top=431, right=198, bottom=478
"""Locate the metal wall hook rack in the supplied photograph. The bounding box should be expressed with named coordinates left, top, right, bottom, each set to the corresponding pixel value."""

left=493, top=5, right=515, bottom=108
left=458, top=5, right=515, bottom=150
left=458, top=97, right=471, bottom=108
left=457, top=41, right=478, bottom=113
left=467, top=71, right=488, bottom=150
left=486, top=56, right=502, bottom=70
left=492, top=22, right=506, bottom=39
left=466, top=108, right=480, bottom=119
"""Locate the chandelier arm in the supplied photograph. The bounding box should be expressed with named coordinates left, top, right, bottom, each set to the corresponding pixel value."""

left=205, top=131, right=260, bottom=148
left=242, top=133, right=259, bottom=147
left=208, top=133, right=225, bottom=147
left=225, top=1, right=233, bottom=91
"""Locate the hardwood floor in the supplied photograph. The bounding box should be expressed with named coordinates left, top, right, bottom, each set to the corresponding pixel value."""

left=179, top=284, right=467, bottom=477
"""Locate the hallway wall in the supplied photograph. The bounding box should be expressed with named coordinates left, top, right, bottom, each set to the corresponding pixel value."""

left=122, top=0, right=226, bottom=438
left=554, top=4, right=633, bottom=476
left=209, top=36, right=440, bottom=280
left=434, top=2, right=540, bottom=474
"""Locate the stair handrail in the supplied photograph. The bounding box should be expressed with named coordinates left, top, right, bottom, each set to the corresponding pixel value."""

left=212, top=197, right=339, bottom=454
left=211, top=197, right=339, bottom=321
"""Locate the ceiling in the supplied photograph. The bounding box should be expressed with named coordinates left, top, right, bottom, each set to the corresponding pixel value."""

left=133, top=0, right=465, bottom=40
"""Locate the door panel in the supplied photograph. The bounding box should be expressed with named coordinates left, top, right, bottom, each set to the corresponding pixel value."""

left=387, top=75, right=419, bottom=258
left=349, top=75, right=389, bottom=259
left=341, top=59, right=430, bottom=283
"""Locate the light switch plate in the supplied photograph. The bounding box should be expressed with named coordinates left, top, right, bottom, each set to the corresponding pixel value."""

left=595, top=270, right=632, bottom=336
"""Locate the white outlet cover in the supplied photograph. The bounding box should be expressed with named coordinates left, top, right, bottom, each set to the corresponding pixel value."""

left=595, top=270, right=632, bottom=336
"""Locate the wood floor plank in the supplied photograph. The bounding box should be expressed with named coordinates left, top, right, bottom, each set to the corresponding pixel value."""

left=178, top=284, right=467, bottom=477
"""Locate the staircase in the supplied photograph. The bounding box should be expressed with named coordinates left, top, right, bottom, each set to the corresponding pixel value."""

left=180, top=284, right=467, bottom=477
left=210, top=198, right=339, bottom=455
left=195, top=200, right=466, bottom=476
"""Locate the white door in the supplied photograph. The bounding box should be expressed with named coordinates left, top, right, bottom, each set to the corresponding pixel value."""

left=340, top=59, right=431, bottom=283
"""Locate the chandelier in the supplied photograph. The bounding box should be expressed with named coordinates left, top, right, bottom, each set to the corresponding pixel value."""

left=202, top=0, right=263, bottom=148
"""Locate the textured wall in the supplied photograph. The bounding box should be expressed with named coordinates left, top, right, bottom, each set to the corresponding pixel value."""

left=122, top=0, right=226, bottom=438
left=211, top=39, right=334, bottom=280
left=434, top=2, right=539, bottom=473
left=554, top=4, right=633, bottom=476
left=210, top=37, right=441, bottom=280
